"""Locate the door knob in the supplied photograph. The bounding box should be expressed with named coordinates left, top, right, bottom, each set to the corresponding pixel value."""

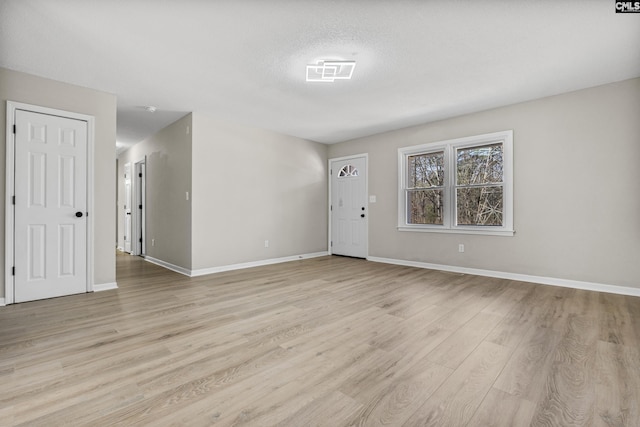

left=75, top=212, right=84, bottom=218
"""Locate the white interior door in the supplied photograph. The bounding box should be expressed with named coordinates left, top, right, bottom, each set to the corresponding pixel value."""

left=123, top=162, right=132, bottom=253
left=14, top=109, right=88, bottom=302
left=330, top=155, right=368, bottom=258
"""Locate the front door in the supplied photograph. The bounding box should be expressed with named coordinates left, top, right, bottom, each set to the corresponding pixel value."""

left=14, top=109, right=88, bottom=302
left=330, top=155, right=368, bottom=258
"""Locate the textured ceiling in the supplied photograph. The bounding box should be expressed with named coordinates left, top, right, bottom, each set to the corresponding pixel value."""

left=1, top=0, right=639, bottom=150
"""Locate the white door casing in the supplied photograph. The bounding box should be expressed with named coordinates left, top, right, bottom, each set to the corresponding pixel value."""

left=133, top=159, right=146, bottom=256
left=329, top=155, right=368, bottom=258
left=11, top=108, right=89, bottom=302
left=123, top=162, right=132, bottom=253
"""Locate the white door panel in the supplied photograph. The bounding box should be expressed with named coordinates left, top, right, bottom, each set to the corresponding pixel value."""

left=14, top=109, right=88, bottom=302
left=124, top=163, right=132, bottom=253
left=330, top=156, right=367, bottom=258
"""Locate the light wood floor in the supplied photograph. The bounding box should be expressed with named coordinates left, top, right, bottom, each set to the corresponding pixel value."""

left=1, top=254, right=639, bottom=426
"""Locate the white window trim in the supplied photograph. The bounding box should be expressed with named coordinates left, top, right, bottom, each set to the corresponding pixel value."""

left=398, top=130, right=514, bottom=236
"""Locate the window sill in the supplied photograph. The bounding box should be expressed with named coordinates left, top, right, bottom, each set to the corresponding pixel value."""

left=397, top=226, right=515, bottom=237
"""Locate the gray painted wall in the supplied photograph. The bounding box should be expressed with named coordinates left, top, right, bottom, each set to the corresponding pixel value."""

left=0, top=67, right=117, bottom=297
left=117, top=114, right=193, bottom=270
left=117, top=112, right=328, bottom=274
left=328, top=78, right=640, bottom=288
left=191, top=113, right=328, bottom=270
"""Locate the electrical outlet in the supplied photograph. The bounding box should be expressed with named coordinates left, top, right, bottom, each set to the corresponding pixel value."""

left=458, top=244, right=464, bottom=253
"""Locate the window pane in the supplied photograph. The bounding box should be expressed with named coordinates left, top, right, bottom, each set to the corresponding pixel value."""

left=408, top=189, right=443, bottom=225
left=456, top=186, right=503, bottom=226
left=408, top=152, right=444, bottom=188
left=339, top=164, right=358, bottom=177
left=457, top=143, right=503, bottom=185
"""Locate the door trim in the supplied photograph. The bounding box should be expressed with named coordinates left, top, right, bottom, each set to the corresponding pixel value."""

left=4, top=101, right=95, bottom=305
left=132, top=157, right=146, bottom=256
left=328, top=153, right=369, bottom=257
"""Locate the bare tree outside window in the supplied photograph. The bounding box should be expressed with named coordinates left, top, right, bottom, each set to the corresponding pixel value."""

left=407, top=152, right=444, bottom=224
left=456, top=144, right=503, bottom=226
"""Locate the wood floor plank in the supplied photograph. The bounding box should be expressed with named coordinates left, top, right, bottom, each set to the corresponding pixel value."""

left=480, top=282, right=532, bottom=317
left=344, top=359, right=452, bottom=427
left=145, top=343, right=379, bottom=426
left=594, top=340, right=640, bottom=426
left=367, top=303, right=452, bottom=351
left=529, top=314, right=599, bottom=426
left=274, top=390, right=362, bottom=427
left=0, top=252, right=638, bottom=426
left=466, top=388, right=536, bottom=427
left=402, top=341, right=512, bottom=427
left=493, top=324, right=563, bottom=400
left=484, top=284, right=542, bottom=349
left=426, top=311, right=503, bottom=369
left=598, top=293, right=639, bottom=347
left=213, top=346, right=389, bottom=426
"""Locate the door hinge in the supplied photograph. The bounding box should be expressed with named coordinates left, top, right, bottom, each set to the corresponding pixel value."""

left=139, top=238, right=143, bottom=243
left=139, top=204, right=142, bottom=209
left=330, top=205, right=332, bottom=211
left=12, top=266, right=15, bottom=276
left=12, top=195, right=15, bottom=205
left=330, top=241, right=333, bottom=247
left=13, top=124, right=16, bottom=134
left=139, top=173, right=142, bottom=177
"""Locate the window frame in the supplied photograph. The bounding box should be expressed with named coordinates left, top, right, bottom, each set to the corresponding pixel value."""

left=398, top=130, right=514, bottom=236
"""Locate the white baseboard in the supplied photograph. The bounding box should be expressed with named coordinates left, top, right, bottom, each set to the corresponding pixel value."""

left=144, top=252, right=330, bottom=278
left=93, top=282, right=118, bottom=292
left=190, top=252, right=330, bottom=277
left=144, top=256, right=192, bottom=276
left=0, top=284, right=118, bottom=305
left=367, top=256, right=640, bottom=298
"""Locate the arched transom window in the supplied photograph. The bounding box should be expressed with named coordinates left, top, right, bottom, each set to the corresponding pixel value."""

left=338, top=164, right=359, bottom=177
